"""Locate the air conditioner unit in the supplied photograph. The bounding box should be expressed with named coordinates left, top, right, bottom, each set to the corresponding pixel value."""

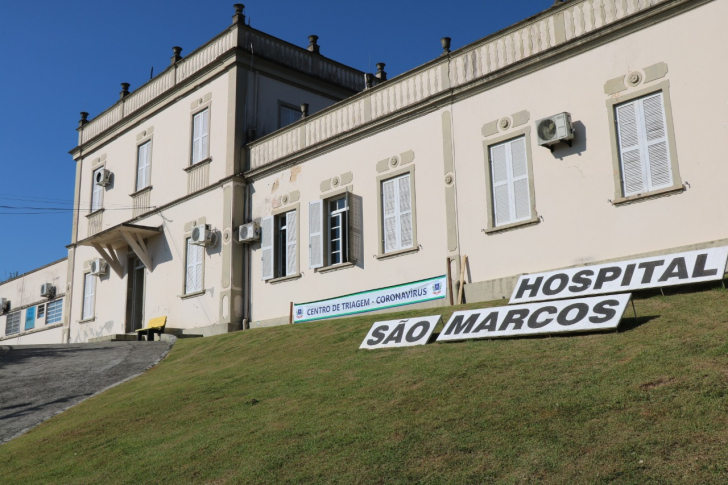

left=191, top=224, right=216, bottom=246
left=40, top=284, right=56, bottom=298
left=535, top=112, right=574, bottom=148
left=94, top=169, right=112, bottom=187
left=90, top=258, right=108, bottom=276
left=238, top=222, right=260, bottom=243
left=0, top=298, right=9, bottom=313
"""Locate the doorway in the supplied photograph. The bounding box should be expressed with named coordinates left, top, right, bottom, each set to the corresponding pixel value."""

left=125, top=257, right=145, bottom=333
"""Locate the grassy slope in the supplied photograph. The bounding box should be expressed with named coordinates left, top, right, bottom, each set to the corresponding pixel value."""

left=2, top=288, right=728, bottom=484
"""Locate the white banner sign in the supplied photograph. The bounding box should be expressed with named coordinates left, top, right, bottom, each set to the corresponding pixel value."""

left=294, top=275, right=447, bottom=323
left=360, top=315, right=441, bottom=350
left=510, top=247, right=728, bottom=304
left=437, top=294, right=631, bottom=342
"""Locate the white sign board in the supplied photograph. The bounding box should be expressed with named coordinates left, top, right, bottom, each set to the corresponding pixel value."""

left=294, top=275, right=447, bottom=323
left=510, top=247, right=728, bottom=304
left=437, top=294, right=631, bottom=342
left=359, top=315, right=441, bottom=350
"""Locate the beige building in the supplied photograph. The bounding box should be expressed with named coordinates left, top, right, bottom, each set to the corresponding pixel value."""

left=4, top=0, right=726, bottom=342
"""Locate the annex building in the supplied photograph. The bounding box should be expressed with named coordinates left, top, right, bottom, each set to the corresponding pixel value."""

left=2, top=0, right=726, bottom=344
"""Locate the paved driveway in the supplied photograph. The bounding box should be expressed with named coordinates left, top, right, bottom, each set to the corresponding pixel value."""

left=0, top=341, right=173, bottom=443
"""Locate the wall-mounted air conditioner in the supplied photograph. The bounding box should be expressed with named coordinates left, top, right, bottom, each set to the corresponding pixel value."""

left=191, top=224, right=216, bottom=246
left=238, top=222, right=260, bottom=243
left=95, top=169, right=112, bottom=187
left=40, top=284, right=56, bottom=298
left=90, top=258, right=108, bottom=276
left=0, top=298, right=9, bottom=313
left=535, top=112, right=574, bottom=149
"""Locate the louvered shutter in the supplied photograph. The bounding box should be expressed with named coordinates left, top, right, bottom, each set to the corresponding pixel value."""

left=616, top=100, right=645, bottom=196
left=398, top=175, right=413, bottom=250
left=192, top=110, right=203, bottom=164
left=137, top=142, right=151, bottom=191
left=185, top=239, right=197, bottom=293
left=201, top=108, right=210, bottom=161
left=91, top=168, right=104, bottom=212
left=510, top=138, right=531, bottom=221
left=82, top=273, right=95, bottom=320
left=286, top=211, right=297, bottom=276
left=309, top=201, right=324, bottom=269
left=194, top=245, right=203, bottom=292
left=349, top=194, right=363, bottom=264
left=260, top=216, right=274, bottom=280
left=382, top=179, right=397, bottom=253
left=490, top=143, right=511, bottom=225
left=642, top=93, right=672, bottom=190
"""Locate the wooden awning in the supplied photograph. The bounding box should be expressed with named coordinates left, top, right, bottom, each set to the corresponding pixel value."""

left=77, top=223, right=162, bottom=276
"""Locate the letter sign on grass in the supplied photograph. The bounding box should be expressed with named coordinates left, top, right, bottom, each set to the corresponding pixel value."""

left=510, top=247, right=728, bottom=304
left=437, top=294, right=631, bottom=342
left=360, top=315, right=441, bottom=350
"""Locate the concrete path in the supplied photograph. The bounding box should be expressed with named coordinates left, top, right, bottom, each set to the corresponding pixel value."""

left=0, top=340, right=173, bottom=443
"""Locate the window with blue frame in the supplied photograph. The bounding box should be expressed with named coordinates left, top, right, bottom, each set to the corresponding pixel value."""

left=46, top=299, right=63, bottom=325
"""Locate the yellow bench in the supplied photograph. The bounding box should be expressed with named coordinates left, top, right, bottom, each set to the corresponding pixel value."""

left=136, top=316, right=167, bottom=341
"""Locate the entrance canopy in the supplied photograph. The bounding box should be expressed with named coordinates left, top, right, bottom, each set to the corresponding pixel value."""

left=76, top=223, right=162, bottom=276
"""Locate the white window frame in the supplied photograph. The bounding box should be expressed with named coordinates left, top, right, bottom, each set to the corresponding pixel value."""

left=381, top=173, right=413, bottom=254
left=261, top=207, right=299, bottom=281
left=46, top=299, right=63, bottom=325
left=82, top=273, right=96, bottom=321
left=91, top=167, right=105, bottom=212
left=191, top=108, right=210, bottom=165
left=185, top=238, right=204, bottom=294
left=309, top=192, right=351, bottom=269
left=5, top=311, right=20, bottom=336
left=606, top=81, right=682, bottom=204
left=136, top=140, right=152, bottom=191
left=615, top=92, right=672, bottom=197
left=489, top=136, right=532, bottom=227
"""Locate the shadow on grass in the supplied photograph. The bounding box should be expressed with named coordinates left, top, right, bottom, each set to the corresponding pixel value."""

left=618, top=315, right=659, bottom=333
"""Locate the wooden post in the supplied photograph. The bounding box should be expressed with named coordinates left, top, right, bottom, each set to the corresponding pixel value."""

left=446, top=257, right=454, bottom=306
left=457, top=255, right=467, bottom=305
left=289, top=302, right=293, bottom=324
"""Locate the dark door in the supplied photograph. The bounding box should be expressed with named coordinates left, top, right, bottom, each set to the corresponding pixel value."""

left=125, top=258, right=145, bottom=333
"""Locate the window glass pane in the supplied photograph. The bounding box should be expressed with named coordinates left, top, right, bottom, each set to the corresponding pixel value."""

left=5, top=312, right=21, bottom=335
left=47, top=299, right=63, bottom=324
left=37, top=303, right=46, bottom=319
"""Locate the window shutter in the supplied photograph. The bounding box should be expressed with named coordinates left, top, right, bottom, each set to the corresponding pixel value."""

left=194, top=245, right=203, bottom=292
left=398, top=175, right=413, bottom=249
left=286, top=211, right=297, bottom=276
left=616, top=100, right=646, bottom=196
left=83, top=274, right=95, bottom=320
left=185, top=239, right=196, bottom=294
left=201, top=108, right=210, bottom=161
left=348, top=193, right=363, bottom=264
left=510, top=138, right=531, bottom=221
left=309, top=200, right=324, bottom=269
left=382, top=179, right=397, bottom=253
left=642, top=93, right=672, bottom=190
left=192, top=111, right=203, bottom=164
left=261, top=216, right=274, bottom=280
left=137, top=142, right=151, bottom=191
left=91, top=168, right=104, bottom=212
left=490, top=143, right=511, bottom=225
left=343, top=190, right=350, bottom=262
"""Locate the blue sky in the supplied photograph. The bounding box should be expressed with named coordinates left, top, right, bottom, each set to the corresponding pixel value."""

left=0, top=0, right=548, bottom=278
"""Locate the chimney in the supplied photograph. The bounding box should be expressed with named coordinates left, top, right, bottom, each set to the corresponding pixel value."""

left=171, top=46, right=183, bottom=65
left=307, top=35, right=320, bottom=54
left=441, top=37, right=451, bottom=56
left=364, top=73, right=374, bottom=89
left=120, top=83, right=130, bottom=99
left=78, top=112, right=89, bottom=129
left=375, top=63, right=387, bottom=81
left=300, top=103, right=309, bottom=118
left=232, top=4, right=245, bottom=24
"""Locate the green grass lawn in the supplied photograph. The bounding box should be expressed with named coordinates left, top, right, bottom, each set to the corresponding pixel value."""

left=2, top=287, right=728, bottom=484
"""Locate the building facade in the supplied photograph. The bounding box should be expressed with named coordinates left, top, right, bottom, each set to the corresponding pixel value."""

left=3, top=0, right=726, bottom=343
